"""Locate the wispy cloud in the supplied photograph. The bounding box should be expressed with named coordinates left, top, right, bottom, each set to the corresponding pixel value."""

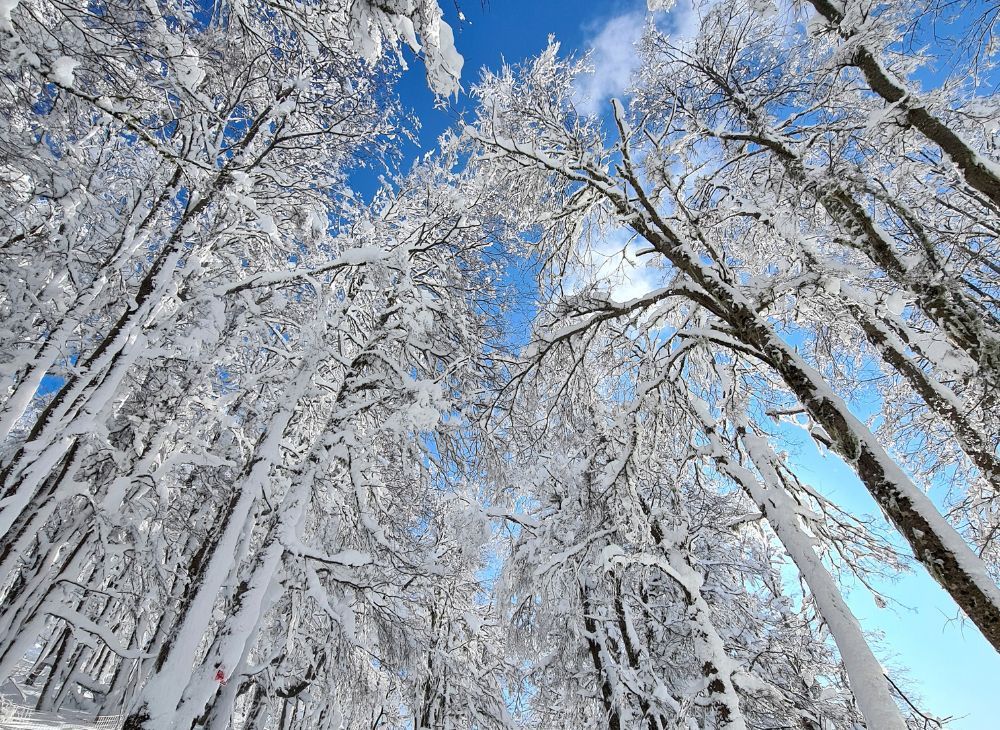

left=570, top=227, right=663, bottom=304
left=573, top=11, right=646, bottom=117
left=572, top=0, right=700, bottom=117
left=665, top=0, right=700, bottom=42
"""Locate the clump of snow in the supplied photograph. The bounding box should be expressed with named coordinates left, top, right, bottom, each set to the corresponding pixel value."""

left=160, top=30, right=205, bottom=93
left=748, top=0, right=777, bottom=17
left=51, top=55, right=79, bottom=87
left=821, top=276, right=842, bottom=296
left=348, top=1, right=464, bottom=98
left=257, top=213, right=280, bottom=243
left=0, top=0, right=18, bottom=31
left=423, top=18, right=463, bottom=99
left=884, top=290, right=907, bottom=316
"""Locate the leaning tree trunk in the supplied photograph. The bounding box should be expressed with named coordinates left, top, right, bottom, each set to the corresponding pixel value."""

left=691, top=399, right=906, bottom=730
left=620, top=186, right=1000, bottom=653
left=804, top=0, right=1000, bottom=210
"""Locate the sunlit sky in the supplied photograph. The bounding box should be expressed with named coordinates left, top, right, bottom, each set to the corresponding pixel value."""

left=388, top=1, right=1000, bottom=727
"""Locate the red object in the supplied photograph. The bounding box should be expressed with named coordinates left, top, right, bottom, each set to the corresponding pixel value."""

left=214, top=668, right=227, bottom=685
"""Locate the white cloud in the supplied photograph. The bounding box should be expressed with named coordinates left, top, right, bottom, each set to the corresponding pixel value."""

left=573, top=0, right=700, bottom=117
left=573, top=11, right=646, bottom=117
left=570, top=227, right=663, bottom=304
left=666, top=0, right=700, bottom=42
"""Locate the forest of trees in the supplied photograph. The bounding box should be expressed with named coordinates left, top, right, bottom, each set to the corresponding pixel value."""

left=0, top=0, right=997, bottom=727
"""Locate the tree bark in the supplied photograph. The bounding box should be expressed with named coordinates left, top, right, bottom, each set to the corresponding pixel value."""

left=805, top=0, right=1000, bottom=210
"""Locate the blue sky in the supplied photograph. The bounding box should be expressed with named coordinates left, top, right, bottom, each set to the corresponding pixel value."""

left=388, top=1, right=1000, bottom=726
left=782, top=421, right=1000, bottom=729
left=390, top=0, right=659, bottom=157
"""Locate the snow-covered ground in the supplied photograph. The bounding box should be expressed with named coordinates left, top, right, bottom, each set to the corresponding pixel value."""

left=0, top=701, right=121, bottom=729
left=0, top=659, right=122, bottom=730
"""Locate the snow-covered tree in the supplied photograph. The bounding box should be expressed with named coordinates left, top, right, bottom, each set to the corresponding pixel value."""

left=463, top=0, right=999, bottom=724
left=1, top=0, right=996, bottom=726
left=0, top=0, right=509, bottom=727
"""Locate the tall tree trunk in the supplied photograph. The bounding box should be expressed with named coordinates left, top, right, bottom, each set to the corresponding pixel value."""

left=804, top=0, right=1000, bottom=209
left=611, top=169, right=1000, bottom=653
left=692, top=400, right=906, bottom=729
